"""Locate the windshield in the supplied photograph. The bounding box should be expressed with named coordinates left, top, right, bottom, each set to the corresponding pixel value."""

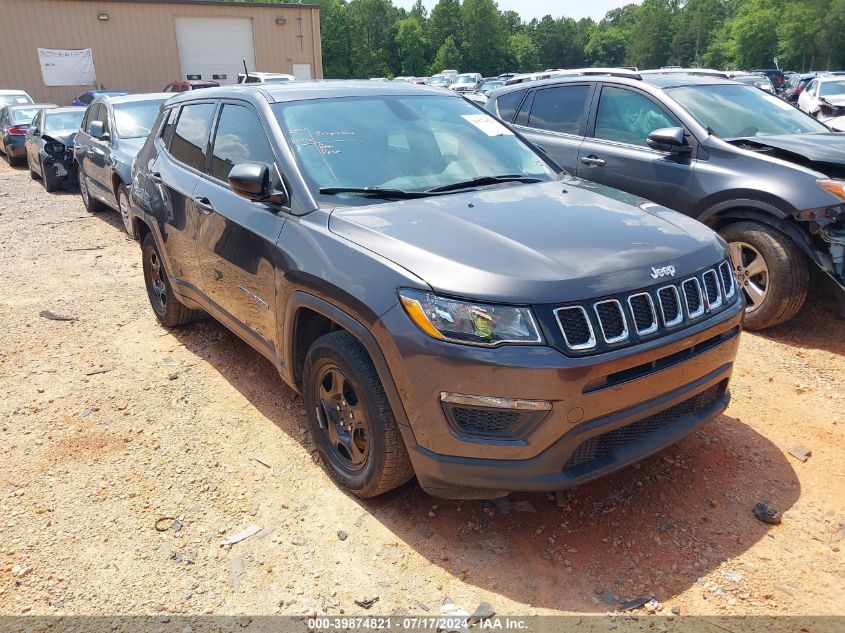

left=264, top=77, right=292, bottom=84
left=428, top=76, right=450, bottom=86
left=45, top=111, right=84, bottom=132
left=481, top=80, right=504, bottom=91
left=455, top=76, right=475, bottom=84
left=1, top=95, right=32, bottom=107
left=11, top=108, right=40, bottom=124
left=273, top=95, right=556, bottom=201
left=113, top=99, right=165, bottom=138
left=820, top=80, right=845, bottom=96
left=667, top=84, right=828, bottom=137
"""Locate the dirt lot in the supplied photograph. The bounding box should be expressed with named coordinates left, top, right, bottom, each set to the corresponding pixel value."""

left=1, top=158, right=843, bottom=622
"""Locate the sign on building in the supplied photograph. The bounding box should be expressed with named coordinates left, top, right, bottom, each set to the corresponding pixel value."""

left=38, top=48, right=96, bottom=86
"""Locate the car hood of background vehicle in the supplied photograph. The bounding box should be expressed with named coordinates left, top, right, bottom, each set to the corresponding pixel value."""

left=821, top=95, right=845, bottom=107
left=115, top=137, right=145, bottom=156
left=733, top=133, right=845, bottom=163
left=329, top=180, right=726, bottom=303
left=43, top=129, right=77, bottom=147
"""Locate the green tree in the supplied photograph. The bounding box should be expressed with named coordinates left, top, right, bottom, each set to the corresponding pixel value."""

left=585, top=27, right=628, bottom=67
left=431, top=35, right=462, bottom=74
left=460, top=0, right=507, bottom=75
left=429, top=0, right=463, bottom=54
left=396, top=17, right=430, bottom=75
left=627, top=0, right=676, bottom=69
left=507, top=31, right=539, bottom=71
left=671, top=0, right=728, bottom=66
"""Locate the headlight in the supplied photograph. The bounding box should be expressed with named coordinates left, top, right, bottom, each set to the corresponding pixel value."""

left=398, top=289, right=543, bottom=347
left=818, top=179, right=845, bottom=201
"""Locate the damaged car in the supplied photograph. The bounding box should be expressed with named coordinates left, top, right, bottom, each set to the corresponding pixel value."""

left=797, top=76, right=845, bottom=122
left=25, top=106, right=85, bottom=192
left=487, top=74, right=845, bottom=329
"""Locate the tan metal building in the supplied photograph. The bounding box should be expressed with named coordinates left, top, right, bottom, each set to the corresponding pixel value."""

left=0, top=0, right=323, bottom=104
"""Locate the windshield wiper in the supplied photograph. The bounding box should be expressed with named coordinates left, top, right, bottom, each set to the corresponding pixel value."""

left=426, top=175, right=542, bottom=193
left=318, top=186, right=433, bottom=199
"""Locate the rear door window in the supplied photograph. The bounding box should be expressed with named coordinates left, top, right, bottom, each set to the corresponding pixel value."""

left=209, top=104, right=275, bottom=182
left=169, top=102, right=216, bottom=171
left=494, top=90, right=524, bottom=123
left=593, top=86, right=675, bottom=147
left=526, top=85, right=591, bottom=135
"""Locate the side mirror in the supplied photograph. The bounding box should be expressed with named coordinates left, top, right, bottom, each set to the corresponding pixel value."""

left=88, top=120, right=108, bottom=140
left=228, top=162, right=287, bottom=206
left=647, top=127, right=691, bottom=154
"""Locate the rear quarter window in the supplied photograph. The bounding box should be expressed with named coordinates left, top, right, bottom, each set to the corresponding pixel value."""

left=527, top=85, right=591, bottom=135
left=494, top=90, right=524, bottom=123
left=169, top=102, right=216, bottom=171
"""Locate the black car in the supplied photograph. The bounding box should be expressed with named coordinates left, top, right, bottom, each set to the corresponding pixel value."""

left=485, top=75, right=845, bottom=330
left=129, top=81, right=742, bottom=500
left=74, top=93, right=169, bottom=236
left=25, top=106, right=85, bottom=192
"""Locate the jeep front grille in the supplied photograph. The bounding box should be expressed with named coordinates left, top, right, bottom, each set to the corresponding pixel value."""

left=555, top=260, right=736, bottom=353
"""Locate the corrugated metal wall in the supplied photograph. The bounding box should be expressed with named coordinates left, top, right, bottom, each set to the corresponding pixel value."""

left=0, top=0, right=322, bottom=104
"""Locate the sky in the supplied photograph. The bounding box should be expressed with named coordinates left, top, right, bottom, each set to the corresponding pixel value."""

left=393, top=0, right=637, bottom=22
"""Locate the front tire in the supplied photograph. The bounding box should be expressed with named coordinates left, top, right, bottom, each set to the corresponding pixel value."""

left=28, top=155, right=40, bottom=180
left=42, top=159, right=61, bottom=192
left=141, top=232, right=203, bottom=327
left=303, top=331, right=414, bottom=497
left=720, top=221, right=809, bottom=330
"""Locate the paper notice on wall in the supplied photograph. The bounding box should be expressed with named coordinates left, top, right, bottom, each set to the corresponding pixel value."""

left=38, top=48, right=96, bottom=86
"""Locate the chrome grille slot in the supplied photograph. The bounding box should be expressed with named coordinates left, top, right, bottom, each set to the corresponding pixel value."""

left=594, top=299, right=628, bottom=343
left=555, top=306, right=596, bottom=350
left=702, top=269, right=722, bottom=309
left=718, top=260, right=736, bottom=299
left=682, top=278, right=705, bottom=319
left=628, top=293, right=658, bottom=335
left=658, top=285, right=683, bottom=327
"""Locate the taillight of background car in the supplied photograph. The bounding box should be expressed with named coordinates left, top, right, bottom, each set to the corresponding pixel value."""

left=8, top=126, right=27, bottom=136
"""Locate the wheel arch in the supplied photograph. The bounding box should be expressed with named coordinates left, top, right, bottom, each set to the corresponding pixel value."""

left=700, top=204, right=827, bottom=271
left=284, top=291, right=412, bottom=431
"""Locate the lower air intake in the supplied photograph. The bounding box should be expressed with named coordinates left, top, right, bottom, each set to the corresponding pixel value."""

left=562, top=384, right=722, bottom=474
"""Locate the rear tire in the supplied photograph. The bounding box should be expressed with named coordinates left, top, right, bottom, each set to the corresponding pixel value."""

left=720, top=221, right=809, bottom=330
left=28, top=156, right=40, bottom=180
left=141, top=232, right=203, bottom=327
left=303, top=331, right=414, bottom=497
left=78, top=168, right=106, bottom=212
left=117, top=183, right=135, bottom=238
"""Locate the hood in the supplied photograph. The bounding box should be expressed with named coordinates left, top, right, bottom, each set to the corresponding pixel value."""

left=329, top=180, right=726, bottom=303
left=731, top=133, right=845, bottom=164
left=43, top=129, right=77, bottom=146
left=821, top=95, right=845, bottom=108
left=826, top=116, right=845, bottom=133
left=115, top=136, right=145, bottom=155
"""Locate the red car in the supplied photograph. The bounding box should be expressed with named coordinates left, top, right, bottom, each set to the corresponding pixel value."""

left=163, top=80, right=220, bottom=93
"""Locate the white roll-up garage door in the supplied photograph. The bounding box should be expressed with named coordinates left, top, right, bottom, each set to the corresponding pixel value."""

left=175, top=17, right=256, bottom=85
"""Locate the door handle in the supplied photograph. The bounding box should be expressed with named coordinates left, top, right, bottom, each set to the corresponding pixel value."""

left=194, top=196, right=214, bottom=215
left=580, top=155, right=606, bottom=167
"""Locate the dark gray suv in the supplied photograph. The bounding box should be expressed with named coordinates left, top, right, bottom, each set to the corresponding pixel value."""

left=129, top=82, right=743, bottom=499
left=485, top=75, right=845, bottom=330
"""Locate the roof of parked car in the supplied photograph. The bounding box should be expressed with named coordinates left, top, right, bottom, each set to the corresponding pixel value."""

left=94, top=92, right=172, bottom=105
left=489, top=73, right=736, bottom=99
left=164, top=80, right=456, bottom=105
left=46, top=106, right=86, bottom=114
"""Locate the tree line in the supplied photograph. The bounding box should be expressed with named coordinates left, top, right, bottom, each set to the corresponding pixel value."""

left=235, top=0, right=845, bottom=78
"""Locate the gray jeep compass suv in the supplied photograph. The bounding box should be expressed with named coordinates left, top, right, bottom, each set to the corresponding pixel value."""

left=486, top=74, right=845, bottom=330
left=130, top=82, right=743, bottom=499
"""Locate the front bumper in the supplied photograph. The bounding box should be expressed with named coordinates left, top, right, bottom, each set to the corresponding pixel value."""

left=41, top=151, right=74, bottom=182
left=376, top=295, right=743, bottom=498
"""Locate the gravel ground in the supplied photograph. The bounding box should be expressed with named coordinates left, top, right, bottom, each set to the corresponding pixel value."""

left=1, top=159, right=843, bottom=621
